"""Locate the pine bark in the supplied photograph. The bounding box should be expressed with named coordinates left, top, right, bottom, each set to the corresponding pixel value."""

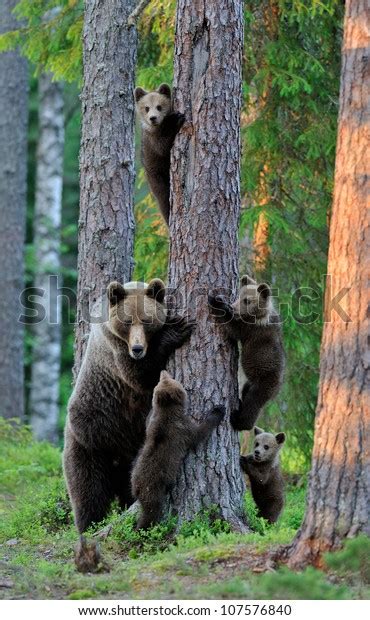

left=29, top=74, right=64, bottom=442
left=287, top=0, right=370, bottom=567
left=167, top=0, right=247, bottom=530
left=0, top=1, right=28, bottom=420
left=74, top=0, right=137, bottom=377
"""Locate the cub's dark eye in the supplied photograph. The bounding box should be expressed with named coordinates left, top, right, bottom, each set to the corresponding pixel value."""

left=145, top=106, right=149, bottom=113
left=264, top=445, right=269, bottom=450
left=156, top=105, right=162, bottom=111
left=243, top=299, right=249, bottom=304
left=255, top=442, right=259, bottom=447
left=122, top=319, right=133, bottom=326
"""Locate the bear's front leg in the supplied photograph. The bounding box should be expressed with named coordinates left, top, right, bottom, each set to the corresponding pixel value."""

left=63, top=432, right=115, bottom=533
left=208, top=293, right=234, bottom=322
left=156, top=314, right=195, bottom=358
left=160, top=111, right=185, bottom=137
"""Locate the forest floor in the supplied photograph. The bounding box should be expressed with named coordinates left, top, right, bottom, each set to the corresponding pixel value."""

left=1, top=419, right=369, bottom=601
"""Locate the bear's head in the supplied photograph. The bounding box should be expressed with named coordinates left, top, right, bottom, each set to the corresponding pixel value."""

left=233, top=274, right=273, bottom=324
left=134, top=83, right=172, bottom=132
left=253, top=426, right=285, bottom=463
left=153, top=370, right=186, bottom=410
left=107, top=279, right=167, bottom=360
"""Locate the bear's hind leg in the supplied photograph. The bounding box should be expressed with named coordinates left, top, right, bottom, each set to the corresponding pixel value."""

left=64, top=438, right=115, bottom=534
left=231, top=381, right=265, bottom=431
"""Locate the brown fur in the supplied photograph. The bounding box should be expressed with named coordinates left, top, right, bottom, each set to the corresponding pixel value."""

left=74, top=536, right=104, bottom=574
left=208, top=275, right=285, bottom=431
left=131, top=371, right=225, bottom=530
left=63, top=280, right=194, bottom=533
left=135, top=83, right=184, bottom=224
left=240, top=427, right=285, bottom=524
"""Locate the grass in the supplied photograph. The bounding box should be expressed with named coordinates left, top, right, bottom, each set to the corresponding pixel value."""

left=0, top=419, right=368, bottom=600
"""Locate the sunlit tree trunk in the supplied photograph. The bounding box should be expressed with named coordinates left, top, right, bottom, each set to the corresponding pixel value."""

left=74, top=0, right=137, bottom=377
left=167, top=0, right=247, bottom=530
left=29, top=74, right=64, bottom=442
left=0, top=1, right=28, bottom=420
left=287, top=0, right=370, bottom=567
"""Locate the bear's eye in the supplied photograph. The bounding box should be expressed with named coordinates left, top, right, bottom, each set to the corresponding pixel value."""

left=122, top=319, right=133, bottom=326
left=255, top=442, right=259, bottom=447
left=145, top=106, right=149, bottom=113
left=156, top=105, right=162, bottom=111
left=243, top=299, right=249, bottom=305
left=264, top=445, right=269, bottom=450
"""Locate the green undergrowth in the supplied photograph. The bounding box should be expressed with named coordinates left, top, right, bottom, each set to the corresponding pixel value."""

left=1, top=420, right=368, bottom=600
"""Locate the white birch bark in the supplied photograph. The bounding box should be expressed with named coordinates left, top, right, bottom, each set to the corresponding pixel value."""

left=30, top=73, right=64, bottom=443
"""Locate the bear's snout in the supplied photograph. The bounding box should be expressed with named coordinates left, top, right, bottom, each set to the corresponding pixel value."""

left=131, top=344, right=144, bottom=359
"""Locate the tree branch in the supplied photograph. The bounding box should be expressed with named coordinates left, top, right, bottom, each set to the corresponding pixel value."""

left=127, top=0, right=151, bottom=27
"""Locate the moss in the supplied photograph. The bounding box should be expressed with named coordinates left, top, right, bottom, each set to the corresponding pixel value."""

left=252, top=566, right=351, bottom=600
left=325, top=535, right=370, bottom=584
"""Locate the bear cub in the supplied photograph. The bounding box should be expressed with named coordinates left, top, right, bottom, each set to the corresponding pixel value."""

left=240, top=427, right=285, bottom=524
left=135, top=83, right=184, bottom=224
left=208, top=275, right=285, bottom=431
left=131, top=371, right=225, bottom=530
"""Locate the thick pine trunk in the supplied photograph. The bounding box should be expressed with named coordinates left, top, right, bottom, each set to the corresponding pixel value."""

left=0, top=1, right=28, bottom=420
left=29, top=74, right=64, bottom=442
left=167, top=0, right=247, bottom=530
left=74, top=0, right=137, bottom=377
left=287, top=0, right=370, bottom=567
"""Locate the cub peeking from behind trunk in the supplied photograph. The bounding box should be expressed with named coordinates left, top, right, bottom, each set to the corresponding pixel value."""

left=208, top=275, right=285, bottom=431
left=131, top=371, right=225, bottom=530
left=240, top=427, right=285, bottom=524
left=135, top=83, right=184, bottom=225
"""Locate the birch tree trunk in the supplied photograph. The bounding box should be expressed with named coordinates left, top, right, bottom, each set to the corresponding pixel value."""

left=287, top=0, right=370, bottom=567
left=29, top=74, right=64, bottom=442
left=0, top=0, right=28, bottom=420
left=74, top=0, right=137, bottom=377
left=167, top=0, right=247, bottom=530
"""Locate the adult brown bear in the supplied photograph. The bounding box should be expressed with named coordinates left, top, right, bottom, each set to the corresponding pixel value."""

left=63, top=279, right=193, bottom=533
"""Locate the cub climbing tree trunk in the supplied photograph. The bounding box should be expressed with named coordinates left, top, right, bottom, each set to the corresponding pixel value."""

left=287, top=0, right=370, bottom=567
left=30, top=74, right=64, bottom=443
left=0, top=0, right=28, bottom=420
left=168, top=0, right=246, bottom=529
left=74, top=0, right=137, bottom=377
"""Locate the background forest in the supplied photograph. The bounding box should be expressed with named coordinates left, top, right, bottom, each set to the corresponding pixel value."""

left=2, top=0, right=344, bottom=467
left=2, top=0, right=369, bottom=603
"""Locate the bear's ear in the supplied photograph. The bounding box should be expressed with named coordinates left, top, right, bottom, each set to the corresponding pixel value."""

left=157, top=83, right=171, bottom=99
left=107, top=281, right=126, bottom=306
left=134, top=87, right=147, bottom=102
left=257, top=283, right=271, bottom=300
left=146, top=278, right=166, bottom=304
left=275, top=432, right=286, bottom=445
left=254, top=426, right=264, bottom=436
left=241, top=274, right=256, bottom=287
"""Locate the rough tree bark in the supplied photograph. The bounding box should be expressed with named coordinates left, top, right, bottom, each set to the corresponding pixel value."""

left=286, top=0, right=370, bottom=567
left=167, top=0, right=247, bottom=530
left=0, top=1, right=28, bottom=420
left=29, top=74, right=64, bottom=442
left=74, top=0, right=137, bottom=377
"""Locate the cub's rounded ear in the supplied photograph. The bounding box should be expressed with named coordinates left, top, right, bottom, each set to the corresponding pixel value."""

left=275, top=432, right=286, bottom=445
left=146, top=278, right=166, bottom=303
left=241, top=274, right=256, bottom=287
left=107, top=281, right=126, bottom=306
left=157, top=83, right=171, bottom=99
left=134, top=87, right=147, bottom=102
left=254, top=426, right=264, bottom=436
left=257, top=283, right=271, bottom=300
